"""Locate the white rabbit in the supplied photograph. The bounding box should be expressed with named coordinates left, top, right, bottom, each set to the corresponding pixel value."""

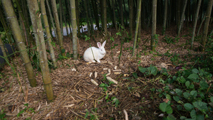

left=83, top=40, right=106, bottom=63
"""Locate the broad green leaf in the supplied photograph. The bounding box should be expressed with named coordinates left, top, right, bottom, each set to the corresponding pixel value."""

left=189, top=84, right=195, bottom=89
left=199, top=92, right=205, bottom=99
left=193, top=101, right=208, bottom=111
left=188, top=74, right=199, bottom=81
left=166, top=105, right=173, bottom=114
left=192, top=69, right=199, bottom=74
left=210, top=96, right=213, bottom=102
left=173, top=96, right=179, bottom=102
left=99, top=83, right=107, bottom=87
left=190, top=110, right=196, bottom=119
left=138, top=66, right=146, bottom=73
left=132, top=72, right=138, bottom=78
left=177, top=105, right=182, bottom=110
left=150, top=66, right=157, bottom=76
left=199, top=81, right=209, bottom=90
left=159, top=102, right=167, bottom=112
left=185, top=81, right=190, bottom=88
left=166, top=94, right=171, bottom=101
left=190, top=90, right=197, bottom=98
left=196, top=114, right=204, bottom=120
left=184, top=103, right=194, bottom=111
left=180, top=116, right=187, bottom=120
left=183, top=92, right=190, bottom=99
left=179, top=76, right=186, bottom=83
left=167, top=114, right=176, bottom=120
left=175, top=89, right=182, bottom=96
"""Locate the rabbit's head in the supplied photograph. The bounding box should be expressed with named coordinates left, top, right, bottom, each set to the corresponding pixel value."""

left=97, top=40, right=106, bottom=56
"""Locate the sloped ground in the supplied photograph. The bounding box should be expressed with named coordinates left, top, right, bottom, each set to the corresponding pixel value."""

left=0, top=26, right=204, bottom=119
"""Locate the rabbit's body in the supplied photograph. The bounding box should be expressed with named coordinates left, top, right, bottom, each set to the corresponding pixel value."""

left=83, top=41, right=106, bottom=63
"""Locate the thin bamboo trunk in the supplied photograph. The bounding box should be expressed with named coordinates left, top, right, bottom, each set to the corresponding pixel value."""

left=202, top=0, right=213, bottom=51
left=51, top=0, right=65, bottom=56
left=162, top=0, right=168, bottom=35
left=176, top=0, right=181, bottom=28
left=100, top=0, right=104, bottom=31
left=84, top=0, right=91, bottom=36
left=41, top=0, right=57, bottom=68
left=76, top=0, right=80, bottom=36
left=46, top=0, right=58, bottom=41
left=59, top=0, right=63, bottom=35
left=27, top=0, right=54, bottom=101
left=107, top=0, right=114, bottom=28
left=197, top=14, right=205, bottom=35
left=151, top=0, right=157, bottom=51
left=2, top=0, right=37, bottom=87
left=123, top=0, right=127, bottom=26
left=177, top=0, right=188, bottom=37
left=103, top=0, right=107, bottom=34
left=191, top=0, right=202, bottom=49
left=119, top=0, right=124, bottom=27
left=70, top=0, right=78, bottom=59
left=132, top=0, right=142, bottom=56
left=65, top=0, right=72, bottom=38
left=91, top=0, right=100, bottom=30
left=112, top=0, right=117, bottom=30
left=88, top=0, right=94, bottom=35
left=129, top=0, right=133, bottom=39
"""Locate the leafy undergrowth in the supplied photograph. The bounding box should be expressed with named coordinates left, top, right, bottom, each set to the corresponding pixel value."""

left=82, top=65, right=213, bottom=120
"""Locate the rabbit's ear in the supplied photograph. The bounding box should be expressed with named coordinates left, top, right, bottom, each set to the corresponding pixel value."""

left=97, top=42, right=102, bottom=48
left=102, top=40, right=106, bottom=47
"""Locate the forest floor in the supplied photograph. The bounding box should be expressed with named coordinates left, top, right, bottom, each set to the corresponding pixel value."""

left=0, top=25, right=205, bottom=120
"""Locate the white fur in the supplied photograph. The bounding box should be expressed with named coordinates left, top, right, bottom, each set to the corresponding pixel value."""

left=83, top=41, right=106, bottom=63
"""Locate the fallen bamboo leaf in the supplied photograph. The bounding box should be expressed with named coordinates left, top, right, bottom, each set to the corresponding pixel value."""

left=106, top=73, right=110, bottom=76
left=114, top=66, right=117, bottom=70
left=108, top=61, right=113, bottom=65
left=106, top=77, right=118, bottom=84
left=94, top=72, right=97, bottom=78
left=114, top=72, right=121, bottom=74
left=91, top=79, right=99, bottom=86
left=113, top=69, right=121, bottom=72
left=89, top=72, right=93, bottom=77
left=103, top=68, right=108, bottom=70
left=63, top=104, right=75, bottom=108
left=123, top=109, right=128, bottom=120
left=108, top=69, right=111, bottom=74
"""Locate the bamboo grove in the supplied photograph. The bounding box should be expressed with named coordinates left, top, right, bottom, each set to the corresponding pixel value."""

left=0, top=0, right=213, bottom=102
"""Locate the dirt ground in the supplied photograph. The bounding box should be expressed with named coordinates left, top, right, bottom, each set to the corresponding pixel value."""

left=0, top=26, right=204, bottom=120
